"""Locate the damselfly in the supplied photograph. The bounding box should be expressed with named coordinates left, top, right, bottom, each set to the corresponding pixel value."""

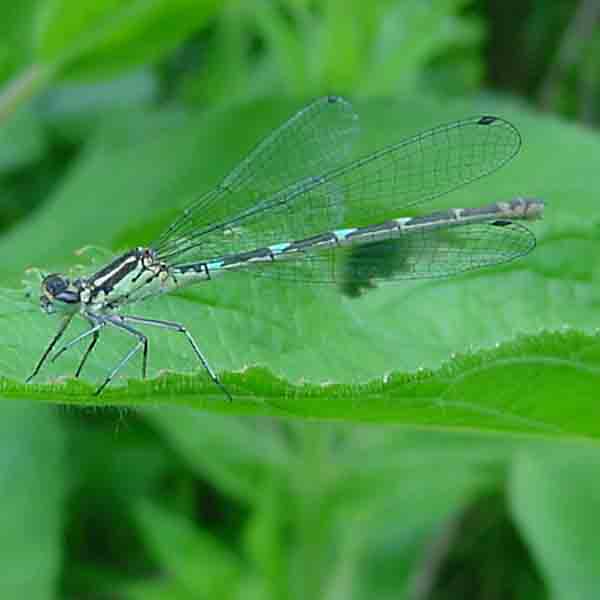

left=28, top=96, right=544, bottom=398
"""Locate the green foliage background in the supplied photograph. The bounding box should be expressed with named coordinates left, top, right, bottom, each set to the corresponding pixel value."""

left=0, top=1, right=599, bottom=598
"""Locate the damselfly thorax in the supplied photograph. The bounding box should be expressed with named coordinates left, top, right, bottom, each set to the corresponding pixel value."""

left=40, top=248, right=171, bottom=314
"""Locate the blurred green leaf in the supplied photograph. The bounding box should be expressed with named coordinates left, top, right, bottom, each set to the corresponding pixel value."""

left=0, top=0, right=39, bottom=79
left=509, top=449, right=600, bottom=600
left=253, top=1, right=309, bottom=96
left=185, top=0, right=482, bottom=105
left=0, top=107, right=46, bottom=171
left=146, top=410, right=291, bottom=505
left=39, top=69, right=159, bottom=143
left=320, top=0, right=368, bottom=92
left=67, top=414, right=172, bottom=500
left=178, top=7, right=251, bottom=107
left=134, top=499, right=244, bottom=598
left=359, top=0, right=484, bottom=96
left=0, top=401, right=66, bottom=598
left=57, top=413, right=175, bottom=598
left=145, top=414, right=510, bottom=599
left=34, top=0, right=221, bottom=80
left=243, top=475, right=290, bottom=599
left=122, top=579, right=197, bottom=600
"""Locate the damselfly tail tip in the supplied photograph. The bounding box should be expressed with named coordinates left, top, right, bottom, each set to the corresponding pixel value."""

left=518, top=197, right=545, bottom=220
left=500, top=197, right=545, bottom=221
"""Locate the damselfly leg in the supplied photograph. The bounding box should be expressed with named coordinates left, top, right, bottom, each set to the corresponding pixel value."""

left=118, top=315, right=232, bottom=401
left=51, top=317, right=105, bottom=374
left=26, top=314, right=75, bottom=382
left=41, top=312, right=230, bottom=398
left=91, top=316, right=148, bottom=395
left=74, top=319, right=102, bottom=378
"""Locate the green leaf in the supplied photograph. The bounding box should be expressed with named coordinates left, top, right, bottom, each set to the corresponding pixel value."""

left=243, top=475, right=290, bottom=600
left=359, top=0, right=484, bottom=96
left=253, top=1, right=309, bottom=95
left=0, top=95, right=596, bottom=436
left=39, top=70, right=159, bottom=144
left=134, top=499, right=244, bottom=598
left=34, top=0, right=221, bottom=80
left=145, top=410, right=548, bottom=598
left=319, top=0, right=367, bottom=93
left=509, top=449, right=600, bottom=599
left=0, top=107, right=47, bottom=171
left=0, top=402, right=66, bottom=598
left=0, top=0, right=40, bottom=79
left=146, top=410, right=291, bottom=505
left=121, top=579, right=197, bottom=600
left=2, top=328, right=600, bottom=437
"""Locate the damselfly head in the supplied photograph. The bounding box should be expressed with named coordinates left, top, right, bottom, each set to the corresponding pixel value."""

left=40, top=273, right=80, bottom=314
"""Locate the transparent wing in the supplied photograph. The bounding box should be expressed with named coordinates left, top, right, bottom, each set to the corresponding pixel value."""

left=155, top=113, right=521, bottom=266
left=153, top=96, right=359, bottom=256
left=245, top=221, right=536, bottom=292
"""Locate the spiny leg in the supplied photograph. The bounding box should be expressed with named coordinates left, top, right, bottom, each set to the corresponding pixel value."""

left=27, top=314, right=75, bottom=382
left=120, top=314, right=232, bottom=401
left=94, top=317, right=148, bottom=395
left=47, top=315, right=147, bottom=388
left=75, top=318, right=102, bottom=378
left=51, top=318, right=105, bottom=366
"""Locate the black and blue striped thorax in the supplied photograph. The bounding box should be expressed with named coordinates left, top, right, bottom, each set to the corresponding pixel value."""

left=79, top=247, right=171, bottom=309
left=40, top=247, right=172, bottom=313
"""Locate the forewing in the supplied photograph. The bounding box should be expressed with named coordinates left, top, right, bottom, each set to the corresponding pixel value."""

left=153, top=96, right=359, bottom=258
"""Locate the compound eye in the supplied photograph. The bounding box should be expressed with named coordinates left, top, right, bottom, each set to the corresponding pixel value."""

left=42, top=274, right=69, bottom=298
